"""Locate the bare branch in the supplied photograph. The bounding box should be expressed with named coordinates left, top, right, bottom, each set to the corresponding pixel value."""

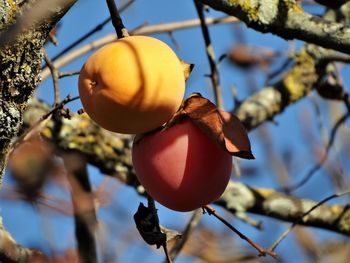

left=42, top=48, right=60, bottom=105
left=194, top=0, right=223, bottom=108
left=59, top=70, right=80, bottom=78
left=63, top=153, right=98, bottom=263
left=199, top=0, right=350, bottom=54
left=203, top=205, right=277, bottom=258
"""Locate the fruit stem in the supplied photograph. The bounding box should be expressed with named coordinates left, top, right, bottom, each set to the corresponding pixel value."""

left=105, top=0, right=129, bottom=38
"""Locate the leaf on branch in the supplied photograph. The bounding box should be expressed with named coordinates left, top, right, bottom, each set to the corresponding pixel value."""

left=183, top=93, right=254, bottom=159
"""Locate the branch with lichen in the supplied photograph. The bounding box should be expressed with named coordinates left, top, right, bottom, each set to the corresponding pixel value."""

left=233, top=6, right=350, bottom=129
left=0, top=0, right=77, bottom=182
left=232, top=42, right=350, bottom=133
left=216, top=182, right=350, bottom=236
left=22, top=99, right=350, bottom=236
left=198, top=0, right=350, bottom=55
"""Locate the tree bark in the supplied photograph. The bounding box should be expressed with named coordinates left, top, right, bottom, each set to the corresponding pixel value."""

left=198, top=0, right=350, bottom=54
left=0, top=0, right=77, bottom=183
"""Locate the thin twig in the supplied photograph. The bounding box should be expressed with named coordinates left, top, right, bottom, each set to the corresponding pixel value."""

left=11, top=95, right=79, bottom=152
left=269, top=189, right=350, bottom=252
left=203, top=205, right=277, bottom=258
left=146, top=196, right=172, bottom=263
left=42, top=48, right=60, bottom=105
left=106, top=0, right=129, bottom=38
left=194, top=0, right=223, bottom=108
left=266, top=57, right=293, bottom=84
left=167, top=209, right=203, bottom=262
left=51, top=0, right=134, bottom=61
left=59, top=70, right=80, bottom=78
left=163, top=244, right=172, bottom=263
left=132, top=16, right=238, bottom=35
left=282, top=111, right=350, bottom=192
left=47, top=29, right=59, bottom=46
left=41, top=16, right=238, bottom=81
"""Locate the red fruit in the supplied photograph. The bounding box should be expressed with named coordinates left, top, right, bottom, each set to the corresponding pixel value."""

left=132, top=119, right=232, bottom=212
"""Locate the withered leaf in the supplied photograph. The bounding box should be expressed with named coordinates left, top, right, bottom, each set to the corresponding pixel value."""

left=179, top=59, right=195, bottom=82
left=183, top=93, right=254, bottom=159
left=160, top=225, right=182, bottom=243
left=218, top=110, right=255, bottom=159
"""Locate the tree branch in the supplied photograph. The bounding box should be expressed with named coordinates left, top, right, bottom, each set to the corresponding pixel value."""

left=233, top=40, right=348, bottom=130
left=198, top=0, right=350, bottom=54
left=0, top=0, right=76, bottom=260
left=216, top=182, right=350, bottom=236
left=63, top=153, right=98, bottom=263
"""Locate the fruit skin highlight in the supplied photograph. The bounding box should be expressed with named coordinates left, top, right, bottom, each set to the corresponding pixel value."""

left=78, top=35, right=185, bottom=134
left=132, top=119, right=232, bottom=212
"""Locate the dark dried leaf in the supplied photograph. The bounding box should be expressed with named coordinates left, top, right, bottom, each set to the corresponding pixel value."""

left=134, top=202, right=167, bottom=248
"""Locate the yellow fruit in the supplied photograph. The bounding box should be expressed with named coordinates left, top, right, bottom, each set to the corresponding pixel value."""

left=78, top=35, right=185, bottom=134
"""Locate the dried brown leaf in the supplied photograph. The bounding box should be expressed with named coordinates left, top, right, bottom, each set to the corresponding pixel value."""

left=218, top=110, right=255, bottom=159
left=183, top=93, right=254, bottom=159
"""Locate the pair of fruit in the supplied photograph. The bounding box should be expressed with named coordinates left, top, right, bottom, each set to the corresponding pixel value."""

left=78, top=35, right=253, bottom=212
